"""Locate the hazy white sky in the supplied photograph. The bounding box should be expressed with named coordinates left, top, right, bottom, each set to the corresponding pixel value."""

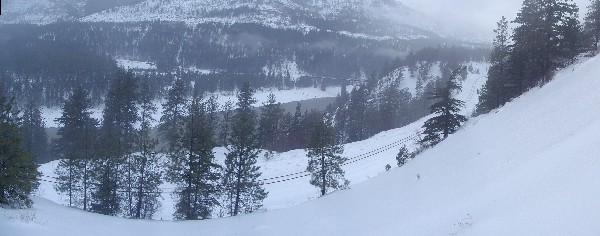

left=401, top=0, right=591, bottom=40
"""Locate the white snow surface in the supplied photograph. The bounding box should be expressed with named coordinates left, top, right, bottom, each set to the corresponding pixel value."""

left=116, top=59, right=157, bottom=70
left=5, top=55, right=600, bottom=235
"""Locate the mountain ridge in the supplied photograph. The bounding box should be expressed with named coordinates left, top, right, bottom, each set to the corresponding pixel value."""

left=1, top=0, right=440, bottom=40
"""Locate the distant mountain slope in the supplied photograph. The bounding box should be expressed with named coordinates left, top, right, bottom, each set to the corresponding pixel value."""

left=82, top=0, right=437, bottom=39
left=1, top=0, right=438, bottom=40
left=0, top=0, right=144, bottom=24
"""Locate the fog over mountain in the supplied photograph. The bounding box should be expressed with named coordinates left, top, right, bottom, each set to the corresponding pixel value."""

left=403, top=0, right=592, bottom=39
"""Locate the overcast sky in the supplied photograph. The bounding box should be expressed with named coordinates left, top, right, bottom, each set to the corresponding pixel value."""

left=401, top=0, right=592, bottom=40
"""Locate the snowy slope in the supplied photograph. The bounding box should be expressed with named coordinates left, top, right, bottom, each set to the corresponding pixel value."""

left=3, top=54, right=600, bottom=234
left=0, top=0, right=84, bottom=24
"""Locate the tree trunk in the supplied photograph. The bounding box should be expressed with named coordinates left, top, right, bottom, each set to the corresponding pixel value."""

left=127, top=154, right=132, bottom=217
left=83, top=160, right=88, bottom=211
left=233, top=152, right=243, bottom=216
left=69, top=162, right=73, bottom=207
left=187, top=112, right=195, bottom=220
left=321, top=148, right=326, bottom=196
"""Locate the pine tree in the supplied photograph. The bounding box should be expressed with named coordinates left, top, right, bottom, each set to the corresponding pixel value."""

left=420, top=68, right=467, bottom=147
left=346, top=86, right=368, bottom=142
left=275, top=111, right=293, bottom=151
left=159, top=78, right=189, bottom=164
left=130, top=77, right=162, bottom=219
left=205, top=94, right=220, bottom=141
left=585, top=0, right=600, bottom=51
left=287, top=102, right=303, bottom=150
left=91, top=71, right=138, bottom=216
left=301, top=109, right=325, bottom=146
left=0, top=88, right=40, bottom=208
left=258, top=93, right=284, bottom=159
left=219, top=101, right=234, bottom=147
left=221, top=82, right=267, bottom=216
left=556, top=1, right=583, bottom=64
left=20, top=99, right=48, bottom=163
left=511, top=0, right=582, bottom=89
left=379, top=80, right=411, bottom=131
left=168, top=97, right=221, bottom=220
left=476, top=16, right=512, bottom=114
left=334, top=85, right=350, bottom=143
left=54, top=88, right=98, bottom=210
left=396, top=145, right=411, bottom=167
left=306, top=118, right=348, bottom=196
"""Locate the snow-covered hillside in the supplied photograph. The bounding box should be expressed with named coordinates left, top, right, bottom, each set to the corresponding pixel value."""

left=3, top=52, right=600, bottom=234
left=81, top=0, right=436, bottom=39
left=0, top=0, right=83, bottom=24
left=1, top=0, right=438, bottom=40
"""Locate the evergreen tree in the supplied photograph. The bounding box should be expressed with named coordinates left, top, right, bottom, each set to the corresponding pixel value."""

left=287, top=102, right=303, bottom=150
left=0, top=88, right=40, bottom=208
left=275, top=111, right=293, bottom=151
left=205, top=94, right=220, bottom=141
left=221, top=82, right=267, bottom=216
left=557, top=3, right=584, bottom=63
left=159, top=78, right=189, bottom=164
left=91, top=71, right=138, bottom=216
left=219, top=101, right=234, bottom=147
left=168, top=97, right=221, bottom=220
left=346, top=86, right=368, bottom=142
left=511, top=0, right=582, bottom=89
left=54, top=88, right=98, bottom=210
left=379, top=80, right=411, bottom=131
left=334, top=85, right=350, bottom=143
left=258, top=93, right=284, bottom=159
left=585, top=0, right=600, bottom=51
left=20, top=99, right=48, bottom=163
left=130, top=77, right=162, bottom=219
left=301, top=109, right=325, bottom=146
left=396, top=145, right=411, bottom=167
left=306, top=118, right=348, bottom=196
left=420, top=68, right=467, bottom=147
left=476, top=16, right=512, bottom=114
